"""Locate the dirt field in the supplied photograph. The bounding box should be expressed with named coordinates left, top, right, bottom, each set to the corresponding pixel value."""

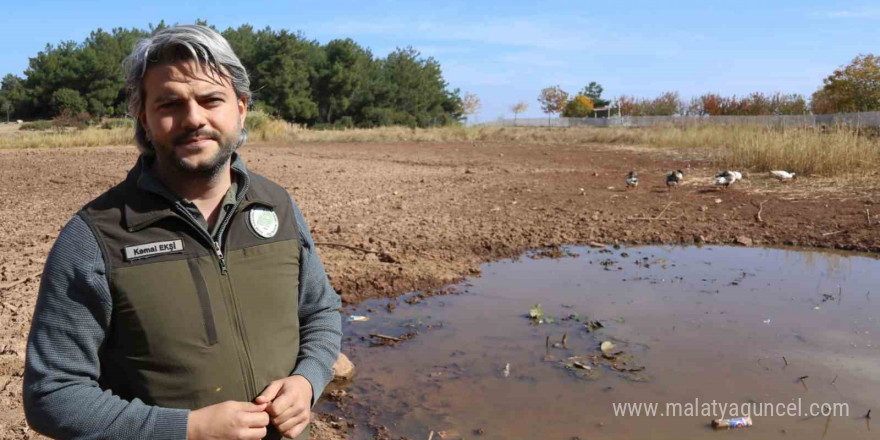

left=1, top=140, right=878, bottom=439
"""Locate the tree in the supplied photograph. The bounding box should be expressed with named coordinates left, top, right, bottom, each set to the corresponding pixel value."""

left=580, top=81, right=610, bottom=109
left=617, top=95, right=640, bottom=116
left=313, top=38, right=371, bottom=125
left=250, top=29, right=321, bottom=122
left=810, top=88, right=837, bottom=115
left=561, top=95, right=594, bottom=117
left=811, top=54, right=880, bottom=113
left=538, top=85, right=569, bottom=125
left=5, top=23, right=464, bottom=127
left=510, top=101, right=528, bottom=124
left=50, top=88, right=88, bottom=116
left=1, top=99, right=12, bottom=122
left=0, top=74, right=28, bottom=118
left=649, top=91, right=682, bottom=116
left=461, top=92, right=481, bottom=123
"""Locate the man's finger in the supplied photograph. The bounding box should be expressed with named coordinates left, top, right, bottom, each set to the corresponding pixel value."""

left=279, top=412, right=309, bottom=438
left=267, top=390, right=296, bottom=417
left=241, top=408, right=270, bottom=428
left=242, top=427, right=268, bottom=440
left=272, top=398, right=308, bottom=426
left=256, top=381, right=283, bottom=404
left=241, top=401, right=269, bottom=412
left=271, top=403, right=300, bottom=427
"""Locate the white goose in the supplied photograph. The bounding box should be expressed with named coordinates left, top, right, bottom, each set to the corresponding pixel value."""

left=770, top=170, right=796, bottom=181
left=625, top=171, right=639, bottom=189
left=714, top=170, right=742, bottom=189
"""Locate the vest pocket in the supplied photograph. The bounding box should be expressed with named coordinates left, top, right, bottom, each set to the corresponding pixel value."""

left=187, top=259, right=219, bottom=345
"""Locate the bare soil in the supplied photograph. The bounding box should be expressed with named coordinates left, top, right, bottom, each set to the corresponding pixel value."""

left=0, top=140, right=878, bottom=439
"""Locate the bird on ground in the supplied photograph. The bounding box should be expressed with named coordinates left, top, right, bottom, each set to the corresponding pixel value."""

left=666, top=170, right=684, bottom=190
left=625, top=171, right=639, bottom=189
left=770, top=170, right=796, bottom=181
left=714, top=170, right=741, bottom=189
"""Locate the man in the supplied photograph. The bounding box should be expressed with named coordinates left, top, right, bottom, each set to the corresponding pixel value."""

left=23, top=25, right=341, bottom=440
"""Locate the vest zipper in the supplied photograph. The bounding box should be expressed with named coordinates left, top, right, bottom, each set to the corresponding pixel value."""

left=173, top=203, right=229, bottom=274
left=173, top=184, right=258, bottom=399
left=212, top=241, right=228, bottom=274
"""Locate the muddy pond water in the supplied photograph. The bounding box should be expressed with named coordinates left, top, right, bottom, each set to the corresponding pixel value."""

left=320, top=246, right=880, bottom=439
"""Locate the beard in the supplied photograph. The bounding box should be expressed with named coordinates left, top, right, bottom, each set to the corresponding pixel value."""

left=153, top=124, right=245, bottom=179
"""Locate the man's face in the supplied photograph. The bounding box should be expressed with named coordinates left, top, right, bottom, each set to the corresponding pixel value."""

left=139, top=59, right=247, bottom=177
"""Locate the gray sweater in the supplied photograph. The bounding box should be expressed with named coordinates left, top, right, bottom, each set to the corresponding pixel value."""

left=23, top=158, right=342, bottom=439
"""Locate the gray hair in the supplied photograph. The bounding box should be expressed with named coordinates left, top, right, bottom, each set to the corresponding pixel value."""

left=124, top=24, right=251, bottom=155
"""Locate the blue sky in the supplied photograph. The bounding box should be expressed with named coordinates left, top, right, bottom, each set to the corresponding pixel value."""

left=2, top=0, right=879, bottom=120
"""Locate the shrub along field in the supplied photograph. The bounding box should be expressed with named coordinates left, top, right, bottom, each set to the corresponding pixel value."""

left=3, top=112, right=879, bottom=178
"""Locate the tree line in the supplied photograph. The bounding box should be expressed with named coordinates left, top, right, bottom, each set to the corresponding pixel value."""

left=0, top=21, right=465, bottom=128
left=530, top=53, right=880, bottom=119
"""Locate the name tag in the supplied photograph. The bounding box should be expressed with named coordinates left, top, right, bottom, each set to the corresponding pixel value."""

left=124, top=240, right=184, bottom=261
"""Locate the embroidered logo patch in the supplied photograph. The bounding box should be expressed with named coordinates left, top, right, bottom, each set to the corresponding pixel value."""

left=248, top=207, right=279, bottom=238
left=124, top=240, right=184, bottom=261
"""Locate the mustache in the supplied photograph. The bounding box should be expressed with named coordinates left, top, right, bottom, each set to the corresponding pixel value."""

left=173, top=129, right=221, bottom=146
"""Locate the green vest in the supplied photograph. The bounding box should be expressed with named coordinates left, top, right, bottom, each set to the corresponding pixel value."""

left=79, top=162, right=306, bottom=439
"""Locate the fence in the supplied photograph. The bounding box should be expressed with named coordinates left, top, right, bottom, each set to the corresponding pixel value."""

left=484, top=111, right=880, bottom=128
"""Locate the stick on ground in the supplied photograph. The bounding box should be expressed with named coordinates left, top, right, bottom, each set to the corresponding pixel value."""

left=315, top=242, right=397, bottom=263
left=627, top=202, right=678, bottom=221
left=0, top=270, right=42, bottom=292
left=755, top=200, right=768, bottom=223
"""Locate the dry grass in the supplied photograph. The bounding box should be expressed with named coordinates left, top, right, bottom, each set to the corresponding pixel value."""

left=255, top=122, right=880, bottom=176
left=0, top=126, right=133, bottom=149
left=4, top=113, right=879, bottom=178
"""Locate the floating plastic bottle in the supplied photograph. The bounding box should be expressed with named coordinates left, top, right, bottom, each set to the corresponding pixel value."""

left=712, top=416, right=752, bottom=429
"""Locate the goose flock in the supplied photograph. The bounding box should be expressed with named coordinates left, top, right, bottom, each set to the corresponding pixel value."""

left=621, top=169, right=796, bottom=191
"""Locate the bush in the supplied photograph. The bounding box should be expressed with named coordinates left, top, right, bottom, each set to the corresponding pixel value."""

left=244, top=109, right=273, bottom=132
left=50, top=88, right=88, bottom=116
left=562, top=95, right=594, bottom=117
left=19, top=120, right=53, bottom=131
left=100, top=118, right=134, bottom=130
left=52, top=109, right=91, bottom=130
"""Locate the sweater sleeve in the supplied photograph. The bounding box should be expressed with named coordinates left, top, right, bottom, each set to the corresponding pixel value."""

left=23, top=214, right=189, bottom=440
left=289, top=197, right=343, bottom=406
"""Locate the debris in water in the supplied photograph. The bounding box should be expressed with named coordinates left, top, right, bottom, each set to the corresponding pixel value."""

left=529, top=304, right=545, bottom=324
left=544, top=336, right=556, bottom=362
left=763, top=319, right=771, bottom=325
left=712, top=416, right=752, bottom=429
left=503, top=363, right=510, bottom=378
left=348, top=315, right=370, bottom=322
left=562, top=356, right=601, bottom=380
left=572, top=360, right=591, bottom=370
left=584, top=320, right=604, bottom=332
left=371, top=333, right=401, bottom=342
left=437, top=429, right=461, bottom=440
left=600, top=341, right=618, bottom=358
left=798, top=375, right=809, bottom=391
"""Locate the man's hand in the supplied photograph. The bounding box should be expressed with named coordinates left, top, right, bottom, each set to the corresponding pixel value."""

left=187, top=401, right=270, bottom=440
left=255, top=375, right=313, bottom=438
